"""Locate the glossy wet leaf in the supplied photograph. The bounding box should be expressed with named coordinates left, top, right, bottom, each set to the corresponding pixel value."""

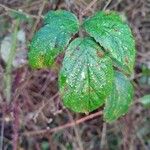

left=59, top=37, right=114, bottom=113
left=83, top=11, right=136, bottom=74
left=140, top=95, right=150, bottom=108
left=28, top=10, right=79, bottom=68
left=44, top=10, right=79, bottom=29
left=104, top=71, right=134, bottom=122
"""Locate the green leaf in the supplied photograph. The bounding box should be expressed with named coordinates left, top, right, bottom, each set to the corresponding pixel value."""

left=83, top=11, right=136, bottom=74
left=28, top=10, right=79, bottom=68
left=44, top=10, right=79, bottom=29
left=104, top=71, right=134, bottom=123
left=41, top=141, right=49, bottom=150
left=140, top=95, right=150, bottom=108
left=59, top=37, right=114, bottom=113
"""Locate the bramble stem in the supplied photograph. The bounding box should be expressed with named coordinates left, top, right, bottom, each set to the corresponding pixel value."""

left=24, top=110, right=103, bottom=137
left=4, top=19, right=20, bottom=103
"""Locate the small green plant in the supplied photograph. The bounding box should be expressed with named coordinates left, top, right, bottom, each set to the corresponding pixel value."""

left=28, top=10, right=136, bottom=122
left=140, top=94, right=150, bottom=108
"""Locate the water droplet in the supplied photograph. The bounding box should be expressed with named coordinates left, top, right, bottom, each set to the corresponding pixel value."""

left=118, top=32, right=121, bottom=35
left=81, top=72, right=85, bottom=79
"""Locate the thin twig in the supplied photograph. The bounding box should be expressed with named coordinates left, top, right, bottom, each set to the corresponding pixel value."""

left=103, top=0, right=112, bottom=11
left=79, top=0, right=98, bottom=37
left=0, top=109, right=5, bottom=150
left=81, top=0, right=98, bottom=16
left=109, top=0, right=122, bottom=9
left=12, top=100, right=19, bottom=150
left=78, top=0, right=95, bottom=13
left=29, top=0, right=47, bottom=39
left=0, top=4, right=43, bottom=19
left=19, top=0, right=43, bottom=9
left=66, top=111, right=84, bottom=150
left=33, top=92, right=59, bottom=121
left=100, top=123, right=107, bottom=149
left=24, top=110, right=103, bottom=137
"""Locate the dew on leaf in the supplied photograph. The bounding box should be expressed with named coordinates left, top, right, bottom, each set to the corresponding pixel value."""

left=59, top=37, right=114, bottom=113
left=81, top=72, right=85, bottom=79
left=83, top=10, right=136, bottom=74
left=28, top=10, right=79, bottom=68
left=104, top=71, right=134, bottom=123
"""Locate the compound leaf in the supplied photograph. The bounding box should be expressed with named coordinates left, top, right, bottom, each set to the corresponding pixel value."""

left=28, top=10, right=79, bottom=68
left=83, top=11, right=136, bottom=74
left=104, top=71, right=134, bottom=123
left=59, top=37, right=114, bottom=113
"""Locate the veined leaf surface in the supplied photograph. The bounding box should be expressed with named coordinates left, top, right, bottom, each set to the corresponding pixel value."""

left=104, top=71, right=134, bottom=122
left=44, top=10, right=79, bottom=30
left=28, top=10, right=79, bottom=68
left=59, top=37, right=114, bottom=113
left=83, top=11, right=136, bottom=74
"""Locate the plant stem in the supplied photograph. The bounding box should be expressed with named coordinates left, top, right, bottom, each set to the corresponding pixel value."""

left=29, top=0, right=46, bottom=39
left=0, top=110, right=5, bottom=150
left=24, top=110, right=103, bottom=137
left=81, top=0, right=98, bottom=16
left=4, top=19, right=20, bottom=103
left=0, top=4, right=41, bottom=19
left=103, top=0, right=112, bottom=10
left=12, top=100, right=19, bottom=150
